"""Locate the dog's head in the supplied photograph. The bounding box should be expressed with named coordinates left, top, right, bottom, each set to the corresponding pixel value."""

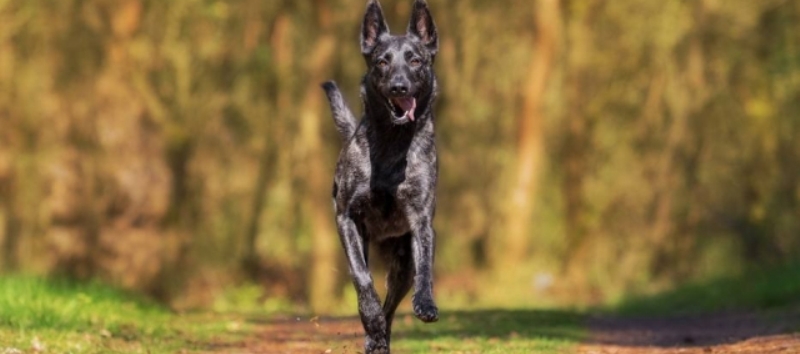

left=361, top=0, right=438, bottom=125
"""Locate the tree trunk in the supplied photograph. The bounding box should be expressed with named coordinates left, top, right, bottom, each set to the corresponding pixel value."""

left=301, top=1, right=339, bottom=313
left=496, top=0, right=561, bottom=268
left=559, top=0, right=601, bottom=284
left=561, top=72, right=589, bottom=274
left=1, top=175, right=19, bottom=272
left=650, top=3, right=709, bottom=275
left=242, top=143, right=274, bottom=276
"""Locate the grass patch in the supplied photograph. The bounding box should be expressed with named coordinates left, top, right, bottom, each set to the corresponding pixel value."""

left=0, top=275, right=587, bottom=353
left=0, top=275, right=244, bottom=353
left=391, top=309, right=585, bottom=353
left=615, top=263, right=800, bottom=316
left=0, top=276, right=167, bottom=332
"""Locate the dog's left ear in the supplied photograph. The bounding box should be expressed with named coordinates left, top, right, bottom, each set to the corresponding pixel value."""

left=407, top=0, right=438, bottom=57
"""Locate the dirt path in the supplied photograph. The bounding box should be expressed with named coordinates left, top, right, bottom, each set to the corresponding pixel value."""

left=208, top=309, right=800, bottom=353
left=206, top=315, right=365, bottom=354
left=578, top=308, right=800, bottom=354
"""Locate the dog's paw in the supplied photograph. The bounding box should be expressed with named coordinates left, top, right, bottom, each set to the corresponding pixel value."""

left=364, top=336, right=389, bottom=354
left=412, top=296, right=439, bottom=323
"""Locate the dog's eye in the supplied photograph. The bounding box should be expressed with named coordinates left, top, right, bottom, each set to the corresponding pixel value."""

left=377, top=60, right=389, bottom=68
left=410, top=58, right=422, bottom=66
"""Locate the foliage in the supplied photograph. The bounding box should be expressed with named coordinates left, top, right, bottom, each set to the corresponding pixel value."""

left=0, top=0, right=798, bottom=311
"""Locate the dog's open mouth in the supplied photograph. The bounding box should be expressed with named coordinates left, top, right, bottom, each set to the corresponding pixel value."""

left=388, top=97, right=417, bottom=122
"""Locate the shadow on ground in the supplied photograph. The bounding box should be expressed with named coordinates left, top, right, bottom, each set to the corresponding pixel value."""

left=585, top=263, right=800, bottom=350
left=241, top=308, right=800, bottom=353
left=393, top=309, right=585, bottom=341
left=393, top=307, right=800, bottom=349
left=585, top=308, right=800, bottom=349
left=238, top=265, right=800, bottom=353
left=245, top=308, right=585, bottom=341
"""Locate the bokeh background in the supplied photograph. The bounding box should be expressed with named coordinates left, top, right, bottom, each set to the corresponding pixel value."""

left=0, top=0, right=798, bottom=314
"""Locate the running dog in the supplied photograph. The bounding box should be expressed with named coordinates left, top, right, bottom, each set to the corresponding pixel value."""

left=321, top=0, right=440, bottom=352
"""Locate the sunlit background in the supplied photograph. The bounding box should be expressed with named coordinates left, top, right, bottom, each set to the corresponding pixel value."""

left=0, top=0, right=798, bottom=315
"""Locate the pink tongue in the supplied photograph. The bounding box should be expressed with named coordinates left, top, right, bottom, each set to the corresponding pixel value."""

left=392, top=97, right=417, bottom=121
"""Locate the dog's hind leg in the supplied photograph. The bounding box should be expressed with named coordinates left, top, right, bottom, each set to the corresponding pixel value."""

left=321, top=81, right=357, bottom=142
left=379, top=233, right=414, bottom=346
left=336, top=214, right=388, bottom=353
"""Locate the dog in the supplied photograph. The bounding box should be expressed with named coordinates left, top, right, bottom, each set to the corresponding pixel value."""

left=321, top=0, right=440, bottom=352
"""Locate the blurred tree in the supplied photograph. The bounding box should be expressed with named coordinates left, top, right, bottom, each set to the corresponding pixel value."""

left=300, top=0, right=339, bottom=313
left=0, top=0, right=798, bottom=309
left=496, top=0, right=561, bottom=269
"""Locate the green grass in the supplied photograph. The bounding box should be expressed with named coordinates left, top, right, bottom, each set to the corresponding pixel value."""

left=615, top=262, right=800, bottom=316
left=0, top=275, right=243, bottom=353
left=389, top=264, right=800, bottom=353
left=392, top=310, right=585, bottom=353
left=0, top=275, right=587, bottom=353
left=5, top=263, right=799, bottom=353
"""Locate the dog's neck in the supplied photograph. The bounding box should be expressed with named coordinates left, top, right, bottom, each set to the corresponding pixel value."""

left=361, top=81, right=435, bottom=167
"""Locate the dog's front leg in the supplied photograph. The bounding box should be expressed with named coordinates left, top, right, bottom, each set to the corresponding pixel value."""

left=336, top=213, right=388, bottom=353
left=409, top=214, right=439, bottom=323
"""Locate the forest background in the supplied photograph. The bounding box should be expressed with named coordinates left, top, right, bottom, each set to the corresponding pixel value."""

left=0, top=0, right=798, bottom=314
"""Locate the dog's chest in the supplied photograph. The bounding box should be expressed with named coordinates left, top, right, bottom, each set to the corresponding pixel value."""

left=363, top=165, right=412, bottom=239
left=340, top=126, right=436, bottom=240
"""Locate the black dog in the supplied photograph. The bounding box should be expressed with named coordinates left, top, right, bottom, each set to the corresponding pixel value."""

left=321, top=0, right=439, bottom=352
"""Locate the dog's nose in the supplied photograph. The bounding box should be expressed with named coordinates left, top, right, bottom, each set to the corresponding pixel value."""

left=389, top=83, right=409, bottom=95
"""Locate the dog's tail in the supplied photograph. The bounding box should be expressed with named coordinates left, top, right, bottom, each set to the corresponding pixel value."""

left=321, top=81, right=357, bottom=142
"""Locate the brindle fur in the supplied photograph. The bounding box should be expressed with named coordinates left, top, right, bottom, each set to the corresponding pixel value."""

left=321, top=1, right=440, bottom=352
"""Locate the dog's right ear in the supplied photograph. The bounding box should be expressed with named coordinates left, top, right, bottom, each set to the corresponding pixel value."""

left=361, top=0, right=389, bottom=56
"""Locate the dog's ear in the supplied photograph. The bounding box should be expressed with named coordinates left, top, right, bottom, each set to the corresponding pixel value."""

left=407, top=0, right=438, bottom=56
left=361, top=0, right=389, bottom=56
